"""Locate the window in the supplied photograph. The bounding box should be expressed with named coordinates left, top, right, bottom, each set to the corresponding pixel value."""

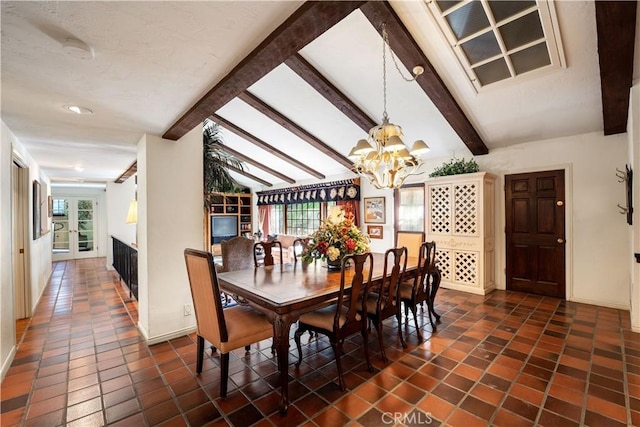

left=267, top=201, right=337, bottom=236
left=287, top=202, right=321, bottom=237
left=269, top=205, right=284, bottom=235
left=395, top=185, right=424, bottom=232
left=427, top=0, right=565, bottom=90
left=52, top=199, right=67, bottom=216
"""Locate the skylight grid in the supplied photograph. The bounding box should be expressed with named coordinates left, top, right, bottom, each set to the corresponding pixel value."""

left=427, top=0, right=564, bottom=90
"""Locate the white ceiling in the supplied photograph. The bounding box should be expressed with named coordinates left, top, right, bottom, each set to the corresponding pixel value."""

left=1, top=1, right=639, bottom=188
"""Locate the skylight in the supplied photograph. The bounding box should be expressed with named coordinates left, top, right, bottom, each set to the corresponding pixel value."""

left=426, top=0, right=565, bottom=91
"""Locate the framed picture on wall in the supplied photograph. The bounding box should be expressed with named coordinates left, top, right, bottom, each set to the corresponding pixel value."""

left=367, top=225, right=383, bottom=239
left=32, top=180, right=41, bottom=240
left=364, top=197, right=385, bottom=223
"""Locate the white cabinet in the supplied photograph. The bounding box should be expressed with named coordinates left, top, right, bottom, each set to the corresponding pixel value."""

left=425, top=172, right=496, bottom=295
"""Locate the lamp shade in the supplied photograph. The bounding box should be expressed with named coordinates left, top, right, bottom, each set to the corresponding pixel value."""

left=384, top=135, right=406, bottom=152
left=410, top=140, right=430, bottom=155
left=352, top=139, right=374, bottom=155
left=126, top=200, right=138, bottom=224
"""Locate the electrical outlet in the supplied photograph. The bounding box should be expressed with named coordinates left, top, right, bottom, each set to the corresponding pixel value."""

left=184, top=304, right=192, bottom=316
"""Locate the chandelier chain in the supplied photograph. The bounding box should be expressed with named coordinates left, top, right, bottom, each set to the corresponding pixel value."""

left=382, top=25, right=388, bottom=122
left=382, top=24, right=420, bottom=85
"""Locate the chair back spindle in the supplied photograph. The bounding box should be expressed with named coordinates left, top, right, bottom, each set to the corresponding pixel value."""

left=254, top=240, right=283, bottom=267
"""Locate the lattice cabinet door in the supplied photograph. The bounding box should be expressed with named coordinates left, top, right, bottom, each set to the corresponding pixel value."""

left=429, top=184, right=452, bottom=235
left=454, top=182, right=479, bottom=236
left=426, top=172, right=496, bottom=295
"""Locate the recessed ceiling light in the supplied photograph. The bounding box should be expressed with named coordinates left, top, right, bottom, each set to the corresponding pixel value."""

left=74, top=166, right=85, bottom=172
left=62, top=37, right=94, bottom=60
left=63, top=105, right=93, bottom=115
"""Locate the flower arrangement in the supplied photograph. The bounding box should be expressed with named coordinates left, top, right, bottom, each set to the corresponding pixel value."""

left=301, top=206, right=370, bottom=267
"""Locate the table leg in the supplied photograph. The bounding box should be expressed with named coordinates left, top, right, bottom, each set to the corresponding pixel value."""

left=273, top=315, right=294, bottom=414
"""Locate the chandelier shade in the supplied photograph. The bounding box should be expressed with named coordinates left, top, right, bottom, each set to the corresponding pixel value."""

left=349, top=23, right=430, bottom=189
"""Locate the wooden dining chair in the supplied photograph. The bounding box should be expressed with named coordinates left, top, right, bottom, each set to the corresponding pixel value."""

left=254, top=240, right=283, bottom=267
left=398, top=241, right=437, bottom=340
left=292, top=237, right=309, bottom=263
left=183, top=249, right=273, bottom=398
left=358, top=247, right=408, bottom=362
left=396, top=231, right=425, bottom=260
left=294, top=252, right=374, bottom=390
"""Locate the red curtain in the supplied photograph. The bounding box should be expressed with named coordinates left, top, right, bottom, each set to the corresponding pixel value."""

left=337, top=200, right=360, bottom=226
left=258, top=205, right=271, bottom=238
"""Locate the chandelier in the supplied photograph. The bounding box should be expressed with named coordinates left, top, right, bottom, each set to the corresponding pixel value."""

left=348, top=23, right=430, bottom=189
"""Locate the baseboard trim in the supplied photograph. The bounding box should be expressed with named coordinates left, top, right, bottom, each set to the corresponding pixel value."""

left=568, top=297, right=630, bottom=311
left=138, top=324, right=196, bottom=346
left=1, top=345, right=16, bottom=381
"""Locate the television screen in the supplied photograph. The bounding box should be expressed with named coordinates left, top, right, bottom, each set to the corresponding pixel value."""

left=211, top=216, right=238, bottom=244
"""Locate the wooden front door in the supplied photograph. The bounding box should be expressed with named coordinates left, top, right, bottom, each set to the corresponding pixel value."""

left=505, top=170, right=566, bottom=298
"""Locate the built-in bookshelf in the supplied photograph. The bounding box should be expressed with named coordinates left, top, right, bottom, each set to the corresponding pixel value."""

left=204, top=192, right=253, bottom=255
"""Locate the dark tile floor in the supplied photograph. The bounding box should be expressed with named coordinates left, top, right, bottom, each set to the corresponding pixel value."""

left=2, top=257, right=640, bottom=426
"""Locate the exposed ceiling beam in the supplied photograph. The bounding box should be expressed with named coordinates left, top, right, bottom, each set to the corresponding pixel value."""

left=163, top=1, right=366, bottom=141
left=360, top=1, right=489, bottom=155
left=211, top=114, right=326, bottom=179
left=285, top=54, right=377, bottom=133
left=114, top=161, right=137, bottom=183
left=227, top=164, right=273, bottom=187
left=238, top=91, right=353, bottom=169
left=595, top=1, right=637, bottom=135
left=219, top=144, right=296, bottom=184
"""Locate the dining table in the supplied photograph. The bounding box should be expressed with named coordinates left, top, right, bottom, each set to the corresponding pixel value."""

left=216, top=252, right=419, bottom=414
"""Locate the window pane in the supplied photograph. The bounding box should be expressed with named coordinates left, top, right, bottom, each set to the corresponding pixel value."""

left=436, top=0, right=461, bottom=13
left=499, top=11, right=544, bottom=51
left=473, top=57, right=510, bottom=86
left=77, top=200, right=92, bottom=210
left=510, top=42, right=551, bottom=75
left=460, top=30, right=501, bottom=65
left=488, top=0, right=536, bottom=23
left=446, top=1, right=490, bottom=40
left=397, top=187, right=424, bottom=232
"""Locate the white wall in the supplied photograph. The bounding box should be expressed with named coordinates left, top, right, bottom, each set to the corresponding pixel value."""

left=137, top=127, right=203, bottom=344
left=1, top=121, right=53, bottom=379
left=360, top=182, right=396, bottom=254
left=630, top=83, right=640, bottom=331
left=105, top=178, right=137, bottom=268
left=0, top=122, right=15, bottom=379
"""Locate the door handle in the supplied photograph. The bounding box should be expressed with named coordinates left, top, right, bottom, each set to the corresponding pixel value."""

left=557, top=238, right=564, bottom=244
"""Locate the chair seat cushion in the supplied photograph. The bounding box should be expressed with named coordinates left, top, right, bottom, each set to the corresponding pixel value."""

left=216, top=305, right=273, bottom=353
left=299, top=304, right=360, bottom=331
left=398, top=282, right=413, bottom=300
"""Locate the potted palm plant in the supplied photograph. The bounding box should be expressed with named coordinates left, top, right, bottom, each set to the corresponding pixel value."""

left=203, top=118, right=247, bottom=208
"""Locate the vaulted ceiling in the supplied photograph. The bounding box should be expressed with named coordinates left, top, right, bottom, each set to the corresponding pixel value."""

left=1, top=1, right=638, bottom=188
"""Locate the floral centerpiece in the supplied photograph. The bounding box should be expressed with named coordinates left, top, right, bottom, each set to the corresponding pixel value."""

left=301, top=206, right=370, bottom=269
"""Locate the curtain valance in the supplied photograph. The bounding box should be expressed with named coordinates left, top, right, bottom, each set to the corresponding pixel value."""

left=257, top=179, right=360, bottom=206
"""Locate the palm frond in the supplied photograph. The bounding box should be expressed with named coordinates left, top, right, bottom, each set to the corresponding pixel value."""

left=203, top=118, right=246, bottom=194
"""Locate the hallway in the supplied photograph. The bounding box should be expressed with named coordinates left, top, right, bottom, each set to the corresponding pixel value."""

left=1, top=257, right=639, bottom=426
